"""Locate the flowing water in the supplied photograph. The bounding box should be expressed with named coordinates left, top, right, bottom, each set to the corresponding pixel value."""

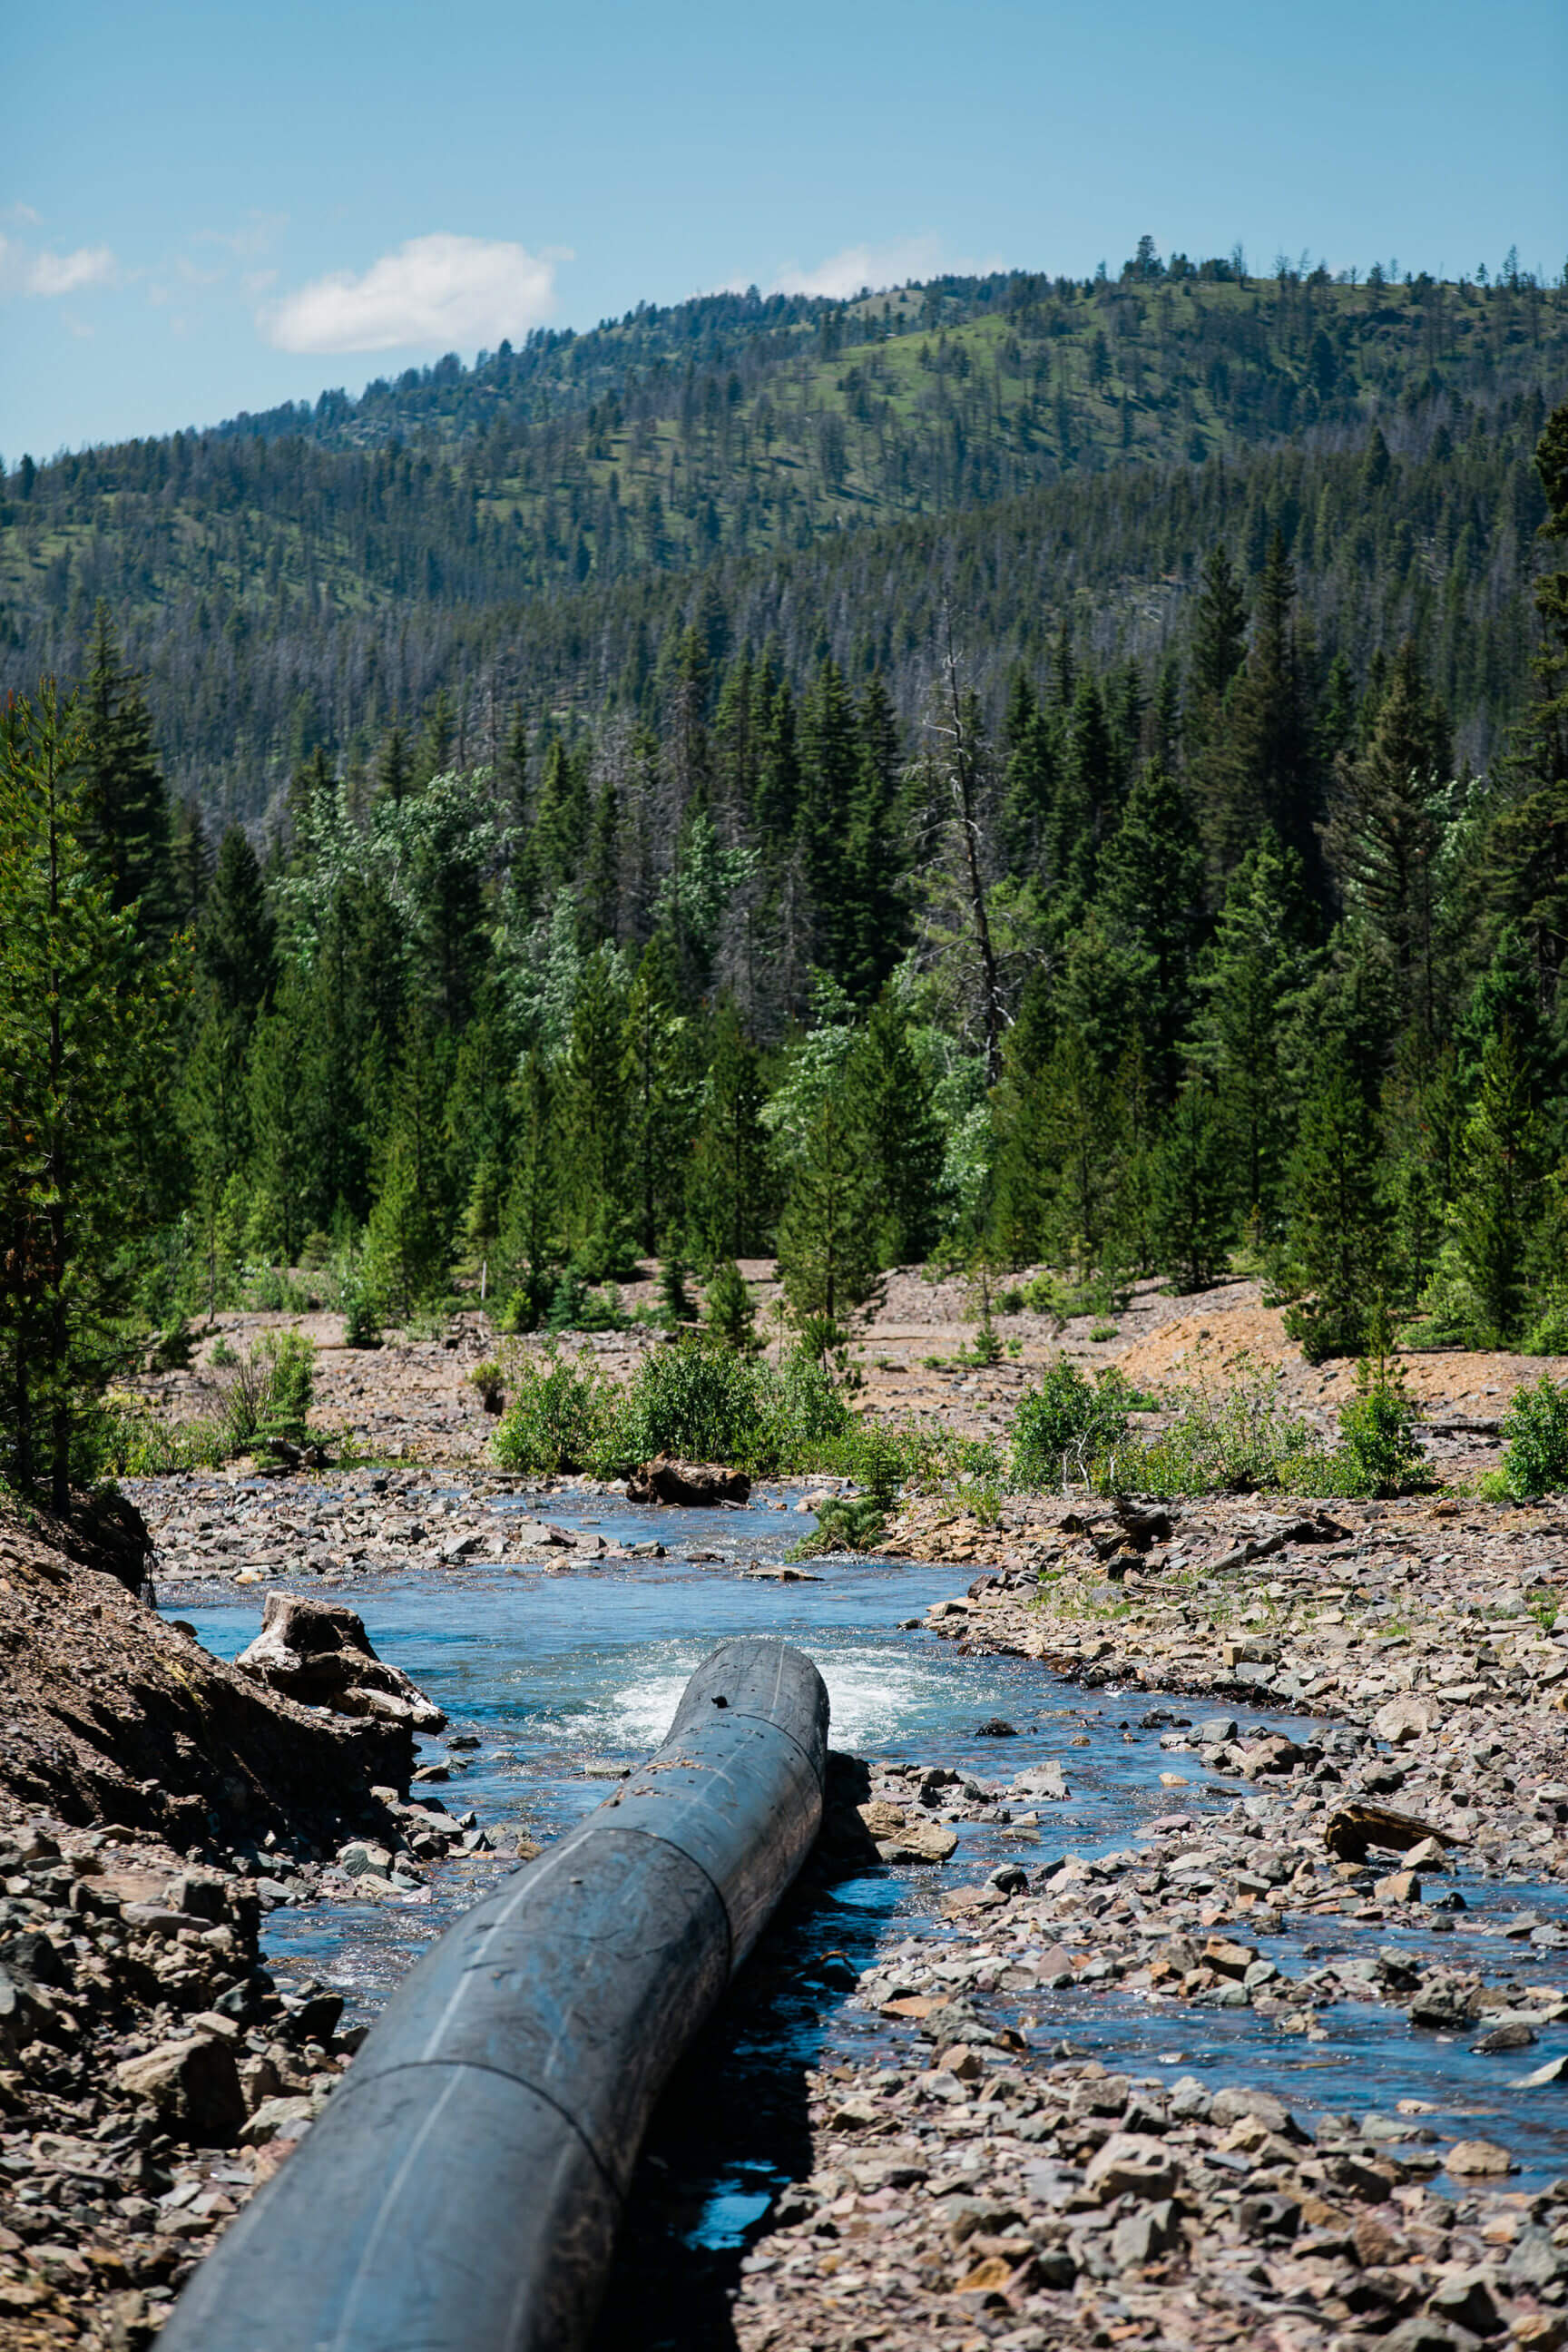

left=163, top=1485, right=1568, bottom=2313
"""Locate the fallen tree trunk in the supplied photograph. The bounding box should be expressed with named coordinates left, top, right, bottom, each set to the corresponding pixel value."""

left=161, top=1635, right=830, bottom=2352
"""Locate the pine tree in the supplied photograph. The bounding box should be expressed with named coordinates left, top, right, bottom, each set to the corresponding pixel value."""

left=1048, top=674, right=1113, bottom=917
left=1149, top=1084, right=1235, bottom=1289
left=496, top=1049, right=557, bottom=1327
left=363, top=1023, right=452, bottom=1318
left=841, top=673, right=906, bottom=1001
left=622, top=938, right=690, bottom=1254
left=377, top=722, right=413, bottom=813
left=798, top=656, right=862, bottom=979
left=1322, top=639, right=1452, bottom=1034
left=1, top=681, right=176, bottom=1505
left=199, top=825, right=276, bottom=1029
left=556, top=947, right=631, bottom=1247
left=753, top=673, right=801, bottom=844
left=841, top=995, right=945, bottom=1266
left=531, top=738, right=590, bottom=893
left=1039, top=1024, right=1126, bottom=1279
left=1451, top=1020, right=1544, bottom=1345
left=80, top=603, right=175, bottom=943
left=1208, top=531, right=1319, bottom=878
left=1280, top=1044, right=1388, bottom=1359
left=1095, top=760, right=1207, bottom=1100
left=687, top=1001, right=773, bottom=1261
left=775, top=1087, right=878, bottom=1334
left=1187, top=827, right=1314, bottom=1232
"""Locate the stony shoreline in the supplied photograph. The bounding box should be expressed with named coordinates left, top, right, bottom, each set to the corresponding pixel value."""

left=8, top=1462, right=1568, bottom=2348
left=712, top=1491, right=1568, bottom=2351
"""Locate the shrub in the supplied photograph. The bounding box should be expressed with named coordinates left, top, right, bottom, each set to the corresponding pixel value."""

left=1500, top=1376, right=1568, bottom=1498
left=1013, top=1360, right=1137, bottom=1487
left=89, top=1396, right=227, bottom=1479
left=789, top=1494, right=888, bottom=1558
left=211, top=1331, right=316, bottom=1453
left=614, top=1338, right=769, bottom=1465
left=492, top=1348, right=612, bottom=1475
left=1330, top=1353, right=1428, bottom=1497
left=470, top=1358, right=506, bottom=1414
left=1093, top=1364, right=1327, bottom=1498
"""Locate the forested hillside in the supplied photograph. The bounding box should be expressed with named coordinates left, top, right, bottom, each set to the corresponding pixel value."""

left=2, top=253, right=1567, bottom=1504
left=4, top=255, right=1563, bottom=815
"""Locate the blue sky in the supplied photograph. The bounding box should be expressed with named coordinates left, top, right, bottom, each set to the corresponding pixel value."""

left=5, top=0, right=1564, bottom=460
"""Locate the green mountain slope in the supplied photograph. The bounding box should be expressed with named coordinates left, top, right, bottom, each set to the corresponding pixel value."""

left=3, top=261, right=1564, bottom=812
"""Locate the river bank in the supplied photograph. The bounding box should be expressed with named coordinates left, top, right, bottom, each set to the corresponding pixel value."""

left=8, top=1289, right=1568, bottom=2349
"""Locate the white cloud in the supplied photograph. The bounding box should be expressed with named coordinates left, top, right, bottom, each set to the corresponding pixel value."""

left=5, top=202, right=43, bottom=227
left=0, top=235, right=116, bottom=296
left=261, top=233, right=560, bottom=355
left=759, top=234, right=1004, bottom=301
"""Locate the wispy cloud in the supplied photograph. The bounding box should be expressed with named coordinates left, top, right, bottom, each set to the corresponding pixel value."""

left=194, top=211, right=289, bottom=261
left=260, top=233, right=561, bottom=355
left=0, top=234, right=117, bottom=297
left=760, top=234, right=1004, bottom=300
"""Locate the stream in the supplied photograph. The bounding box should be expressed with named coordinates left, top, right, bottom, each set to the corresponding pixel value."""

left=162, top=1485, right=1568, bottom=2342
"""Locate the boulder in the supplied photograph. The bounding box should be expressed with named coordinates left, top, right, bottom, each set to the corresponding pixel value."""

left=625, top=1455, right=750, bottom=1506
left=1085, top=2133, right=1178, bottom=2202
left=1374, top=1695, right=1443, bottom=1745
left=115, top=2034, right=246, bottom=2143
left=234, top=1594, right=446, bottom=1732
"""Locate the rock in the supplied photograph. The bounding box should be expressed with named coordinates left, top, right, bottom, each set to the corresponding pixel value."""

left=858, top=1800, right=908, bottom=1838
left=114, top=2034, right=246, bottom=2143
left=1374, top=1695, right=1443, bottom=1745
left=1382, top=2322, right=1466, bottom=2352
left=975, top=1718, right=1017, bottom=1737
left=1210, top=2085, right=1302, bottom=2139
left=1471, top=2021, right=1537, bottom=2054
left=1325, top=1802, right=1458, bottom=1862
left=1084, top=2133, right=1178, bottom=2202
left=1513, top=2053, right=1568, bottom=2087
left=1445, top=2139, right=1516, bottom=2176
left=1374, top=1869, right=1423, bottom=1905
left=877, top=1820, right=958, bottom=1863
left=1193, top=1717, right=1239, bottom=1745
left=239, top=2093, right=317, bottom=2147
left=1111, top=2199, right=1180, bottom=2268
left=1201, top=1936, right=1259, bottom=1981
left=234, top=1592, right=446, bottom=1732
left=1012, top=1763, right=1069, bottom=1802
left=624, top=1455, right=750, bottom=1506
left=507, top=1518, right=573, bottom=1548
left=1426, top=2269, right=1504, bottom=2334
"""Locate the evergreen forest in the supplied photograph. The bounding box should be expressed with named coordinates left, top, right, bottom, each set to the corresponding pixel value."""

left=3, top=243, right=1568, bottom=1501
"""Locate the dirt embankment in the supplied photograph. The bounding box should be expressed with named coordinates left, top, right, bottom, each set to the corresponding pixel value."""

left=0, top=1498, right=409, bottom=1850
left=0, top=1494, right=482, bottom=2350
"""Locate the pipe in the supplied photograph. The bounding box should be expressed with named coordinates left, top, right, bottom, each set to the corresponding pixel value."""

left=161, top=1636, right=830, bottom=2352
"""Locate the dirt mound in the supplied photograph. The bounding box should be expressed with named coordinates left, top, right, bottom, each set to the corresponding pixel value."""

left=0, top=1496, right=413, bottom=1853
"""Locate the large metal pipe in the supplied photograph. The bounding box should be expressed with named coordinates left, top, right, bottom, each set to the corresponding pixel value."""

left=162, top=1636, right=829, bottom=2352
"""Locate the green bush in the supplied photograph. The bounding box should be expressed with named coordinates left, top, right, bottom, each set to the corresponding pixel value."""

left=491, top=1348, right=613, bottom=1475
left=211, top=1330, right=316, bottom=1453
left=1500, top=1376, right=1568, bottom=1498
left=89, top=1396, right=228, bottom=1479
left=1330, top=1357, right=1428, bottom=1497
left=789, top=1494, right=888, bottom=1558
left=616, top=1338, right=768, bottom=1465
left=1013, top=1360, right=1137, bottom=1486
left=1092, top=1365, right=1327, bottom=1498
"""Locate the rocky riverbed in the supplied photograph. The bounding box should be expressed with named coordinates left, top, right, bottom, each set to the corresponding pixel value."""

left=9, top=1424, right=1568, bottom=2347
